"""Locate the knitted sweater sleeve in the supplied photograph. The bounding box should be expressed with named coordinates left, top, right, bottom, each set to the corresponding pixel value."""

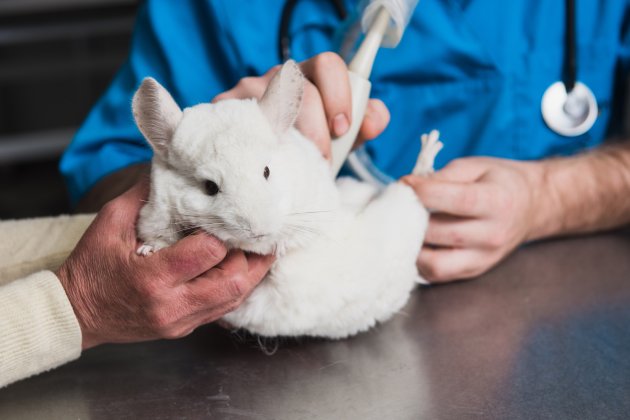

left=0, top=214, right=93, bottom=388
left=0, top=270, right=82, bottom=388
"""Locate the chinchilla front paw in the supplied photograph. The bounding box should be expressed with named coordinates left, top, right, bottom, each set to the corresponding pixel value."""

left=136, top=244, right=156, bottom=256
left=136, top=239, right=169, bottom=256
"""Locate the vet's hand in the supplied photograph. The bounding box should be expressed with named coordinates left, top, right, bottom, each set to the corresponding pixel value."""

left=56, top=181, right=274, bottom=349
left=402, top=157, right=544, bottom=282
left=212, top=52, right=390, bottom=159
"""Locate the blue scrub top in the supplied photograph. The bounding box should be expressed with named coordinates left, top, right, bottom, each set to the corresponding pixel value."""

left=60, top=0, right=630, bottom=204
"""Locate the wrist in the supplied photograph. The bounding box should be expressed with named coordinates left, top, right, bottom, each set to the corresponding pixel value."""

left=522, top=159, right=562, bottom=242
left=55, top=263, right=102, bottom=350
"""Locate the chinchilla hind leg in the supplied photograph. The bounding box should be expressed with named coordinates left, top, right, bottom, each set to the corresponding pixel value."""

left=411, top=129, right=444, bottom=176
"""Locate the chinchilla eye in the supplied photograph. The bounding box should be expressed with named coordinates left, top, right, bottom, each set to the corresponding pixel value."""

left=264, top=166, right=270, bottom=180
left=204, top=180, right=220, bottom=196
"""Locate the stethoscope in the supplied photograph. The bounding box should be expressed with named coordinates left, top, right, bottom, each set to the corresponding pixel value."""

left=279, top=0, right=598, bottom=138
left=541, top=0, right=598, bottom=137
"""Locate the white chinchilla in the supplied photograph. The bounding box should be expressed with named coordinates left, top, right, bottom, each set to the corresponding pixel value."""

left=133, top=60, right=442, bottom=339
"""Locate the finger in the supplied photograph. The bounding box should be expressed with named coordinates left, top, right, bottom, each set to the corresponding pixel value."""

left=215, top=248, right=248, bottom=274
left=177, top=297, right=240, bottom=333
left=211, top=67, right=279, bottom=103
left=119, top=178, right=151, bottom=214
left=355, top=99, right=391, bottom=148
left=212, top=79, right=266, bottom=102
left=300, top=52, right=352, bottom=137
left=99, top=179, right=149, bottom=220
left=403, top=177, right=492, bottom=217
left=295, top=79, right=332, bottom=159
left=95, top=179, right=151, bottom=244
left=174, top=251, right=251, bottom=331
left=417, top=246, right=486, bottom=283
left=174, top=312, right=221, bottom=338
left=431, top=158, right=488, bottom=183
left=118, top=179, right=151, bottom=242
left=183, top=250, right=251, bottom=311
left=245, top=252, right=275, bottom=280
left=184, top=251, right=274, bottom=311
left=424, top=214, right=487, bottom=248
left=153, top=233, right=228, bottom=284
left=183, top=252, right=275, bottom=327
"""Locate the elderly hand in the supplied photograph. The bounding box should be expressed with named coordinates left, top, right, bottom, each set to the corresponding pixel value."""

left=403, top=157, right=545, bottom=283
left=212, top=52, right=390, bottom=159
left=56, top=181, right=274, bottom=349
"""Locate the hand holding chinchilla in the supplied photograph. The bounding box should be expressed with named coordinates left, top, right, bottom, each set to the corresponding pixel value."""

left=133, top=60, right=442, bottom=338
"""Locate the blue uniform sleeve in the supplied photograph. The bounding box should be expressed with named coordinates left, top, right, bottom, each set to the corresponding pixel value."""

left=621, top=5, right=630, bottom=72
left=60, top=0, right=242, bottom=205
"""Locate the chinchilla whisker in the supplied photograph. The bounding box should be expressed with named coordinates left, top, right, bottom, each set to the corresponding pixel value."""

left=287, top=214, right=334, bottom=223
left=169, top=215, right=226, bottom=223
left=288, top=221, right=318, bottom=229
left=286, top=222, right=320, bottom=232
left=287, top=219, right=332, bottom=227
left=287, top=217, right=333, bottom=223
left=171, top=226, right=225, bottom=235
left=285, top=225, right=320, bottom=237
left=175, top=213, right=223, bottom=219
left=164, top=226, right=201, bottom=235
left=152, top=222, right=230, bottom=235
left=139, top=200, right=220, bottom=218
left=151, top=224, right=187, bottom=232
left=155, top=219, right=226, bottom=228
left=190, top=224, right=230, bottom=231
left=287, top=210, right=333, bottom=216
left=139, top=199, right=185, bottom=211
left=182, top=221, right=231, bottom=229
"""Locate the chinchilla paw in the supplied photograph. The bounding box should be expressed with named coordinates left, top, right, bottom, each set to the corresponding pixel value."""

left=136, top=244, right=155, bottom=256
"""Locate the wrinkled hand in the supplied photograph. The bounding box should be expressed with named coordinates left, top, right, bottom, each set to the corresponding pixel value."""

left=403, top=157, right=544, bottom=283
left=213, top=52, right=390, bottom=159
left=56, top=181, right=274, bottom=349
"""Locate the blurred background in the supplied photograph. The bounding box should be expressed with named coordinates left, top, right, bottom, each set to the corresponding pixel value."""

left=0, top=0, right=139, bottom=219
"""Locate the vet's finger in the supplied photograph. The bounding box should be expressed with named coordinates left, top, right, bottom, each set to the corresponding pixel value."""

left=355, top=99, right=391, bottom=148
left=300, top=52, right=352, bottom=138
left=431, top=158, right=488, bottom=183
left=424, top=214, right=487, bottom=248
left=295, top=79, right=332, bottom=159
left=417, top=246, right=485, bottom=283
left=211, top=67, right=279, bottom=102
left=154, top=233, right=228, bottom=284
left=403, top=177, right=493, bottom=217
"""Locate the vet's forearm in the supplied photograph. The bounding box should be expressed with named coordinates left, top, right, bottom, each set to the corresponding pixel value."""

left=528, top=142, right=630, bottom=240
left=76, top=163, right=150, bottom=213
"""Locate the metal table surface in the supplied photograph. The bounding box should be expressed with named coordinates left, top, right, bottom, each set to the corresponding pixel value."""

left=1, top=232, right=630, bottom=419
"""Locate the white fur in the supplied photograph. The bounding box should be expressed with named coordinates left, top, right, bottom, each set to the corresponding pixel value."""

left=134, top=61, right=439, bottom=339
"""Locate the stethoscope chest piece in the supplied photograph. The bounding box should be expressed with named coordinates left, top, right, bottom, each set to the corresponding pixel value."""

left=541, top=81, right=598, bottom=137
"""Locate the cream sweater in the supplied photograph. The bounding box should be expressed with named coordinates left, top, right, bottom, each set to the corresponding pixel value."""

left=0, top=215, right=94, bottom=388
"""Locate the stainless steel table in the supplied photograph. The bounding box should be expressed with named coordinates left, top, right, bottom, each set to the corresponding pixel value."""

left=2, top=232, right=630, bottom=419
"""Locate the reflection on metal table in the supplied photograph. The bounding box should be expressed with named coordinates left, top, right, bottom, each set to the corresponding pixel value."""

left=1, top=231, right=629, bottom=419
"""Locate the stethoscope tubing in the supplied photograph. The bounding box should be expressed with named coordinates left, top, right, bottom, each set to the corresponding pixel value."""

left=279, top=0, right=347, bottom=62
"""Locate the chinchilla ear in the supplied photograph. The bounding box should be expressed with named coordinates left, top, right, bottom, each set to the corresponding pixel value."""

left=132, top=77, right=183, bottom=158
left=259, top=60, right=304, bottom=135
